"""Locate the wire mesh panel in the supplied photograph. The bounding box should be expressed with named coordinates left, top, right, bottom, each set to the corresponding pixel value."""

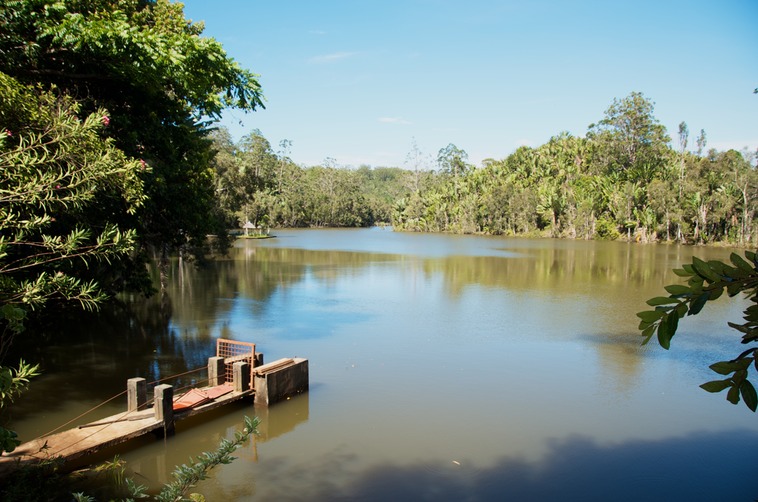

left=216, top=339, right=256, bottom=389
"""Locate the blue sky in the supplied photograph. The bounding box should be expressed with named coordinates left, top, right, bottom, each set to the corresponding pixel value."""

left=182, top=0, right=758, bottom=169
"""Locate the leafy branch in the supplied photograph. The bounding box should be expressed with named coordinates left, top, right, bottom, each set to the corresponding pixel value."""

left=151, top=415, right=259, bottom=502
left=0, top=360, right=40, bottom=453
left=0, top=226, right=137, bottom=275
left=637, top=251, right=758, bottom=411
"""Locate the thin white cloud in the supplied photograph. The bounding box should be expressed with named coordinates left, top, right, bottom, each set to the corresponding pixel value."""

left=308, top=51, right=358, bottom=64
left=379, top=117, right=412, bottom=125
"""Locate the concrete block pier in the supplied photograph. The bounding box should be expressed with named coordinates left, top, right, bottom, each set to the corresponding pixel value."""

left=254, top=357, right=309, bottom=406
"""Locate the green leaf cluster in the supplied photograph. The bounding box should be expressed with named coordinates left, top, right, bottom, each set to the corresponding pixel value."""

left=637, top=251, right=758, bottom=411
left=0, top=360, right=40, bottom=453
left=0, top=0, right=265, bottom=294
left=153, top=415, right=259, bottom=502
left=1, top=71, right=144, bottom=317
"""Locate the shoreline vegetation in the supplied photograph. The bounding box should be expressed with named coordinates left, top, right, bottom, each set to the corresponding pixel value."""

left=214, top=93, right=756, bottom=248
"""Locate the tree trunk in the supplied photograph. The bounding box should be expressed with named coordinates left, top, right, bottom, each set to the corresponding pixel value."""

left=159, top=243, right=169, bottom=294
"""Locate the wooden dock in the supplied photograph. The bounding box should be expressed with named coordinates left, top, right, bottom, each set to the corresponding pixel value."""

left=0, top=386, right=253, bottom=475
left=0, top=340, right=309, bottom=477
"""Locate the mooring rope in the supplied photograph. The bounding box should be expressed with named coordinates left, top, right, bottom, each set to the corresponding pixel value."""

left=147, top=365, right=206, bottom=386
left=35, top=365, right=207, bottom=442
left=37, top=389, right=129, bottom=439
left=43, top=406, right=145, bottom=458
left=49, top=374, right=212, bottom=457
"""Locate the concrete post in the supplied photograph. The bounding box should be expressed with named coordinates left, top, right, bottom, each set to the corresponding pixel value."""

left=208, top=356, right=226, bottom=386
left=233, top=361, right=250, bottom=392
left=254, top=358, right=309, bottom=406
left=154, top=384, right=175, bottom=436
left=127, top=377, right=147, bottom=411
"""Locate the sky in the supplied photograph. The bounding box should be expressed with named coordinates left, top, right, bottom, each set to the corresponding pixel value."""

left=181, top=0, right=758, bottom=169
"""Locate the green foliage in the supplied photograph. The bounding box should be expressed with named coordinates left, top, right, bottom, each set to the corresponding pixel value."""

left=587, top=91, right=672, bottom=181
left=391, top=92, right=757, bottom=246
left=0, top=0, right=265, bottom=290
left=153, top=416, right=259, bottom=502
left=637, top=251, right=758, bottom=412
left=0, top=360, right=40, bottom=407
left=594, top=216, right=621, bottom=240
left=0, top=360, right=40, bottom=453
left=0, top=0, right=263, bottom=120
left=210, top=130, right=407, bottom=229
left=0, top=71, right=144, bottom=318
left=1, top=70, right=140, bottom=457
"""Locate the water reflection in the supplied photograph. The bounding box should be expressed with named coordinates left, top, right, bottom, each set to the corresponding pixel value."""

left=8, top=229, right=757, bottom=500
left=112, top=393, right=311, bottom=494
left=242, top=429, right=757, bottom=502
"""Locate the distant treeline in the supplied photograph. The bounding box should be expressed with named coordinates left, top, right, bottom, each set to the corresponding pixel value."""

left=213, top=92, right=757, bottom=246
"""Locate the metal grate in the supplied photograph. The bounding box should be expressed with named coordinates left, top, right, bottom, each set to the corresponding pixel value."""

left=216, top=339, right=256, bottom=390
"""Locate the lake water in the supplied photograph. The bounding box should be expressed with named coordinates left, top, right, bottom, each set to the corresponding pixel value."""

left=10, top=228, right=758, bottom=501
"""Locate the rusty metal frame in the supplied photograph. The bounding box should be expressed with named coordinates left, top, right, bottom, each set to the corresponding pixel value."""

left=216, top=339, right=256, bottom=390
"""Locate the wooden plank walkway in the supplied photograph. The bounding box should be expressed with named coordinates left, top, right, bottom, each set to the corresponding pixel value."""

left=0, top=348, right=308, bottom=479
left=0, top=387, right=254, bottom=476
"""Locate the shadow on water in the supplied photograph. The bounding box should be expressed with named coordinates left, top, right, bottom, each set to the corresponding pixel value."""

left=243, top=428, right=758, bottom=502
left=5, top=294, right=218, bottom=433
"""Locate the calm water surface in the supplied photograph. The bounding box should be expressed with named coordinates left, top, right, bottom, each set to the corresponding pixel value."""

left=10, top=228, right=758, bottom=501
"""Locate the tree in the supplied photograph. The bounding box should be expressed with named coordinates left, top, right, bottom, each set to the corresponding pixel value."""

left=677, top=121, right=689, bottom=186
left=436, top=143, right=469, bottom=179
left=0, top=70, right=144, bottom=335
left=237, top=130, right=278, bottom=226
left=587, top=91, right=671, bottom=182
left=0, top=0, right=265, bottom=291
left=209, top=127, right=243, bottom=228
left=637, top=251, right=758, bottom=412
left=696, top=129, right=707, bottom=157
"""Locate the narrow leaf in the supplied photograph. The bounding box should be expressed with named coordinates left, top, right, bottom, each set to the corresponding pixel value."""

left=739, top=380, right=757, bottom=412
left=637, top=310, right=665, bottom=323
left=708, top=360, right=747, bottom=375
left=687, top=276, right=704, bottom=289
left=657, top=316, right=672, bottom=350
left=699, top=379, right=732, bottom=393
left=707, top=287, right=723, bottom=301
left=726, top=281, right=743, bottom=297
left=668, top=312, right=679, bottom=337
left=640, top=324, right=655, bottom=344
left=674, top=302, right=688, bottom=318
left=692, top=256, right=720, bottom=282
left=727, top=385, right=740, bottom=405
left=688, top=293, right=709, bottom=316
left=646, top=297, right=680, bottom=306
left=664, top=284, right=690, bottom=296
